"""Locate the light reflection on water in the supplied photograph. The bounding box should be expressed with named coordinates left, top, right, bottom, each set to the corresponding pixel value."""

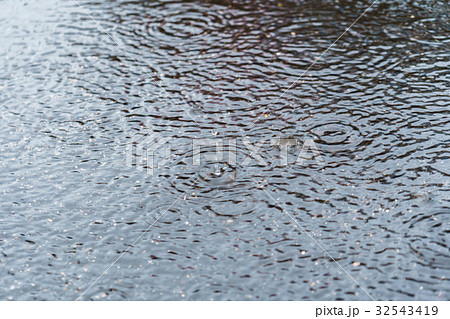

left=0, top=0, right=449, bottom=300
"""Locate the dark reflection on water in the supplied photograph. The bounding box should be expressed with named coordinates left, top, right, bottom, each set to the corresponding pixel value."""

left=0, top=0, right=449, bottom=300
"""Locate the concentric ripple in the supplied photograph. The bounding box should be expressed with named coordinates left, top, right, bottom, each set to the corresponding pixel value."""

left=144, top=3, right=224, bottom=44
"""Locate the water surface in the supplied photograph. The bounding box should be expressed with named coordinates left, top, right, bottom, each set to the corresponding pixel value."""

left=0, top=0, right=449, bottom=300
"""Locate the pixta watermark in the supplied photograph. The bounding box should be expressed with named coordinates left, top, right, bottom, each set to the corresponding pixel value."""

left=125, top=129, right=324, bottom=175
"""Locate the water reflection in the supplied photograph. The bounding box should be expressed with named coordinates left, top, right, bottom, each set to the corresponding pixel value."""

left=0, top=0, right=449, bottom=300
